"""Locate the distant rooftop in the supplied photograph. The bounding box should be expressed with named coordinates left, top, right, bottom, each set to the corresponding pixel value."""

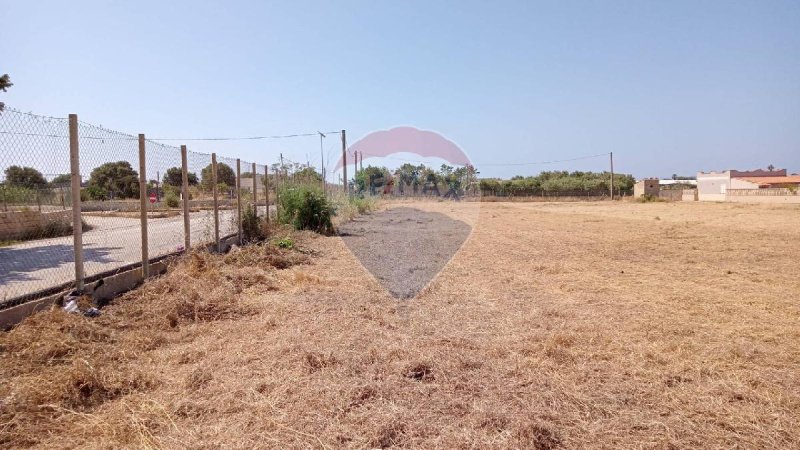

left=738, top=176, right=800, bottom=186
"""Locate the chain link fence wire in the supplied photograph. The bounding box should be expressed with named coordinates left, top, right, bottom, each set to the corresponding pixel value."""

left=1, top=108, right=280, bottom=309
left=253, top=163, right=268, bottom=219
left=75, top=120, right=144, bottom=287
left=144, top=139, right=185, bottom=258
left=0, top=110, right=73, bottom=304
left=215, top=155, right=240, bottom=239
left=186, top=150, right=215, bottom=249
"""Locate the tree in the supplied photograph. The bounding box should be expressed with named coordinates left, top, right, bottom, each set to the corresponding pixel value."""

left=4, top=166, right=48, bottom=189
left=88, top=161, right=139, bottom=199
left=768, top=164, right=775, bottom=172
left=0, top=74, right=12, bottom=112
left=162, top=167, right=198, bottom=186
left=295, top=166, right=323, bottom=183
left=395, top=163, right=421, bottom=195
left=201, top=162, right=235, bottom=190
left=50, top=173, right=72, bottom=186
left=354, top=166, right=390, bottom=195
left=420, top=166, right=441, bottom=196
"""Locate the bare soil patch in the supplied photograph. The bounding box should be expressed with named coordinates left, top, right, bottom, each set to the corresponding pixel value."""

left=339, top=207, right=471, bottom=298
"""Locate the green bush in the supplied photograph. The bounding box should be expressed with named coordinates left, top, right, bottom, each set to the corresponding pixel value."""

left=275, top=236, right=294, bottom=249
left=636, top=194, right=666, bottom=203
left=165, top=192, right=180, bottom=208
left=241, top=204, right=266, bottom=243
left=278, top=183, right=335, bottom=234
left=83, top=185, right=108, bottom=201
left=351, top=196, right=375, bottom=214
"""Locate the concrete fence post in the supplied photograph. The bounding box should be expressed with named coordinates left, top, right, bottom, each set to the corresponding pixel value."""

left=212, top=153, right=220, bottom=253
left=276, top=156, right=282, bottom=221
left=181, top=145, right=191, bottom=253
left=236, top=158, right=242, bottom=245
left=138, top=134, right=149, bottom=279
left=68, top=114, right=84, bottom=291
left=264, top=164, right=270, bottom=224
left=251, top=162, right=257, bottom=215
left=341, top=130, right=347, bottom=194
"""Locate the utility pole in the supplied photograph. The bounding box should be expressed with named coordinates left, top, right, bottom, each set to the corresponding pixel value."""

left=341, top=130, right=347, bottom=194
left=610, top=152, right=615, bottom=200
left=318, top=131, right=326, bottom=195
left=360, top=151, right=363, bottom=171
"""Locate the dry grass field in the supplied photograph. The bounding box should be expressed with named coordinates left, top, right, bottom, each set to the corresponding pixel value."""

left=1, top=200, right=799, bottom=449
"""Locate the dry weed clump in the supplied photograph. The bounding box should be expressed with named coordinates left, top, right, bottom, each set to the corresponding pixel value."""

left=0, top=235, right=313, bottom=448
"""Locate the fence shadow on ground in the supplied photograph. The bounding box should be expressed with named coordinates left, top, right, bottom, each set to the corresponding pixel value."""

left=0, top=244, right=121, bottom=284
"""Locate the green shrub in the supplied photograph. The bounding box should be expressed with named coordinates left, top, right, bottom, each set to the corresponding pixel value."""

left=165, top=192, right=180, bottom=208
left=636, top=194, right=665, bottom=203
left=351, top=196, right=375, bottom=214
left=275, top=236, right=294, bottom=249
left=241, top=204, right=266, bottom=243
left=277, top=183, right=335, bottom=234
left=83, top=185, right=108, bottom=201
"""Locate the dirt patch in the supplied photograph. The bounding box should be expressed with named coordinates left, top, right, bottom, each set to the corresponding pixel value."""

left=339, top=207, right=471, bottom=298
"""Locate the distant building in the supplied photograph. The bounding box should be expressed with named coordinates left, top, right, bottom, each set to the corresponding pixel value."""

left=659, top=179, right=697, bottom=187
left=238, top=176, right=264, bottom=192
left=634, top=178, right=660, bottom=198
left=696, top=168, right=797, bottom=201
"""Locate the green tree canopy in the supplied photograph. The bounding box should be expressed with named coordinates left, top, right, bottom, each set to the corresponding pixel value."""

left=50, top=173, right=72, bottom=186
left=354, top=166, right=390, bottom=194
left=294, top=167, right=323, bottom=183
left=88, top=161, right=139, bottom=199
left=162, top=167, right=198, bottom=186
left=4, top=166, right=48, bottom=189
left=201, top=162, right=235, bottom=190
left=0, top=74, right=12, bottom=112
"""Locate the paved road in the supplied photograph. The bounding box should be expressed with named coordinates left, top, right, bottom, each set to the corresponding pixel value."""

left=0, top=208, right=267, bottom=302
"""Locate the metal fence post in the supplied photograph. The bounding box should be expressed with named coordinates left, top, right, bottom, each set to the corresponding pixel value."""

left=138, top=134, right=149, bottom=278
left=181, top=145, right=191, bottom=253
left=68, top=114, right=84, bottom=291
left=236, top=158, right=242, bottom=245
left=212, top=153, right=220, bottom=252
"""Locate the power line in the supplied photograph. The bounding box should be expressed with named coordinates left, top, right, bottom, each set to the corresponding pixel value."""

left=478, top=153, right=610, bottom=167
left=353, top=150, right=610, bottom=167
left=0, top=130, right=342, bottom=141
left=149, top=131, right=342, bottom=141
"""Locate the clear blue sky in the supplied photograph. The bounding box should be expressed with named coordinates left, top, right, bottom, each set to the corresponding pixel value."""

left=3, top=0, right=799, bottom=180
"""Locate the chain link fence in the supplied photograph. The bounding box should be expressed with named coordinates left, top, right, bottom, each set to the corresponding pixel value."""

left=0, top=109, right=276, bottom=308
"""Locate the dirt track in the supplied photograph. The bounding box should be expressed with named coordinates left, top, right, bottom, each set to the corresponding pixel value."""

left=339, top=207, right=471, bottom=298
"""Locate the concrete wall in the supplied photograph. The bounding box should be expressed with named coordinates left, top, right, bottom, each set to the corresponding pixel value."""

left=82, top=199, right=236, bottom=212
left=682, top=189, right=698, bottom=201
left=697, top=172, right=729, bottom=201
left=727, top=188, right=800, bottom=204
left=658, top=190, right=683, bottom=201
left=0, top=210, right=72, bottom=240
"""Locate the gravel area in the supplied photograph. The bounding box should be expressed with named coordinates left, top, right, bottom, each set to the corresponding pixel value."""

left=339, top=206, right=471, bottom=298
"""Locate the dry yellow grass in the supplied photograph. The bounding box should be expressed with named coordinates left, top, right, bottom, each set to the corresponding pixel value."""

left=1, top=201, right=798, bottom=449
